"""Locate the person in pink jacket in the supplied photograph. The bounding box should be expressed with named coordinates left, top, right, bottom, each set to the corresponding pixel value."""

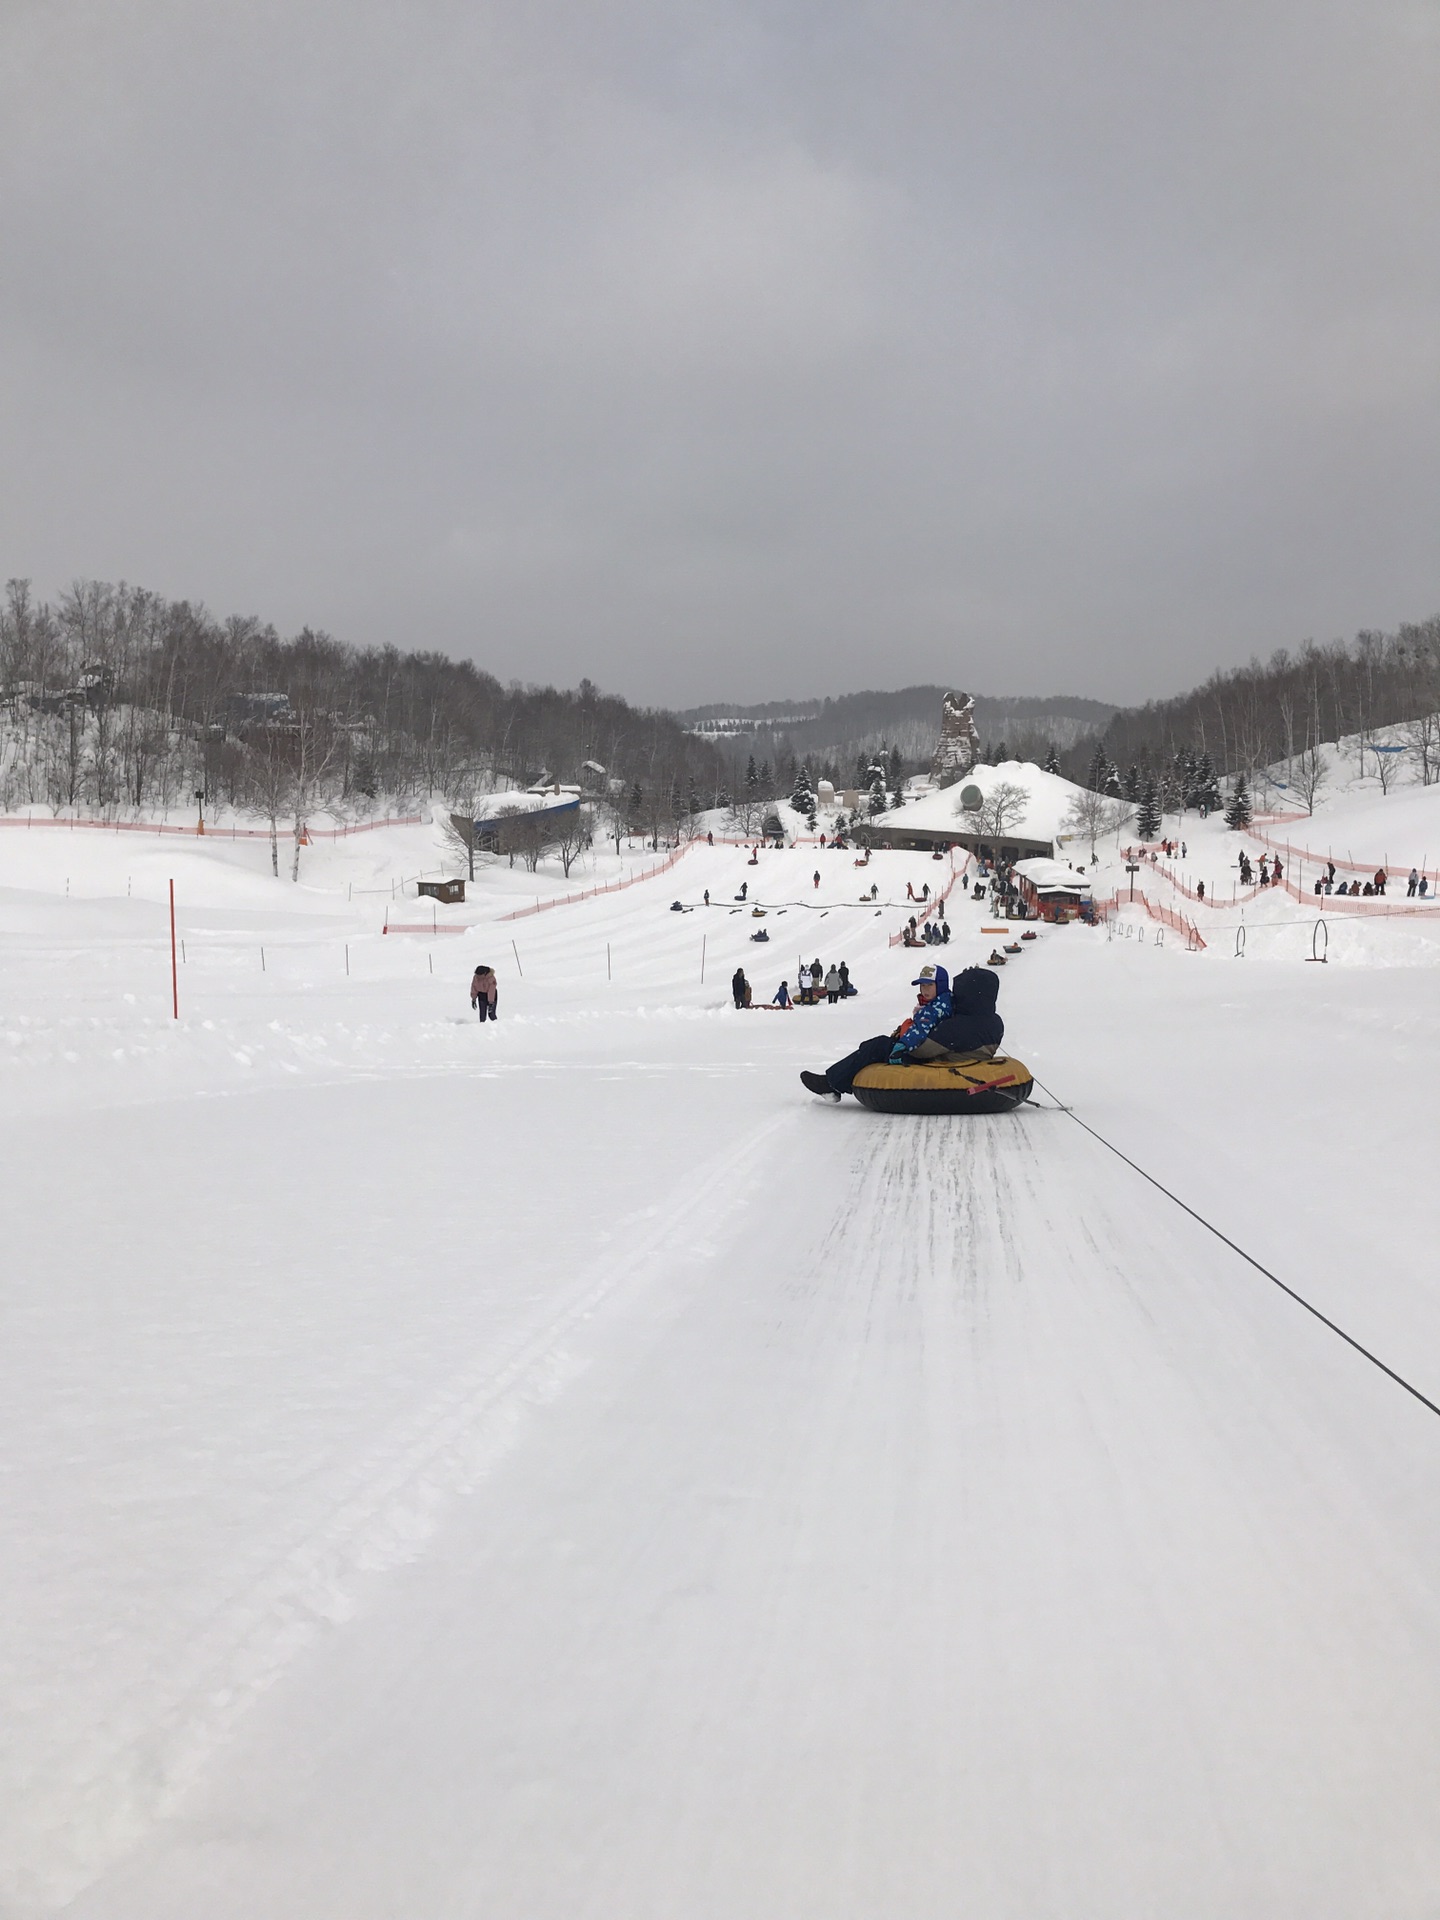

left=470, top=964, right=498, bottom=1022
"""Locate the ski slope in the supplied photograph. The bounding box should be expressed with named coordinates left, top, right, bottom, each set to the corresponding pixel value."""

left=6, top=820, right=1440, bottom=1916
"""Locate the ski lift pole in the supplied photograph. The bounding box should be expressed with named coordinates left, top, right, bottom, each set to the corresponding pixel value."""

left=169, top=878, right=178, bottom=1019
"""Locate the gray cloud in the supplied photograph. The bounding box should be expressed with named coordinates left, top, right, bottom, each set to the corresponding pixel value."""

left=1, top=0, right=1436, bottom=705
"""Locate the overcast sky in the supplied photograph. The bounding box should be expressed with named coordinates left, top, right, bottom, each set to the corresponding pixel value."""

left=1, top=1, right=1436, bottom=707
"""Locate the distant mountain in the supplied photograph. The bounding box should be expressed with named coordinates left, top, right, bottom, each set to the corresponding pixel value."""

left=678, top=686, right=1116, bottom=772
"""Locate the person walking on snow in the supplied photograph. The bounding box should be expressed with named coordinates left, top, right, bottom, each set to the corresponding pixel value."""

left=732, top=966, right=749, bottom=1010
left=798, top=963, right=814, bottom=1005
left=470, top=964, right=498, bottom=1022
left=814, top=870, right=821, bottom=889
left=773, top=979, right=792, bottom=1008
left=824, top=964, right=842, bottom=1004
left=1408, top=868, right=1420, bottom=897
left=801, top=964, right=1005, bottom=1100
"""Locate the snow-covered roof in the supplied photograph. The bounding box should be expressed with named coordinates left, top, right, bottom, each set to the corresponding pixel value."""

left=1014, top=857, right=1092, bottom=894
left=872, top=760, right=1086, bottom=844
left=470, top=788, right=582, bottom=830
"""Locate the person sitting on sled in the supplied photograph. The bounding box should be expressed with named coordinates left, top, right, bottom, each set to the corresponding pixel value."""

left=801, top=963, right=1003, bottom=1100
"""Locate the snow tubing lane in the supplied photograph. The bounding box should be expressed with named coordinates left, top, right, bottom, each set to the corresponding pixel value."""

left=851, top=1056, right=1034, bottom=1115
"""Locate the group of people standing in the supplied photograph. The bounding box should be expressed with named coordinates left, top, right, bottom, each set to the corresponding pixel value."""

left=1313, top=862, right=1399, bottom=897
left=735, top=960, right=855, bottom=1009
left=901, top=916, right=950, bottom=948
left=796, top=958, right=851, bottom=1004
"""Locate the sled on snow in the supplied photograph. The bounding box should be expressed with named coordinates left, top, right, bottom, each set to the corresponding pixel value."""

left=850, top=1051, right=1033, bottom=1114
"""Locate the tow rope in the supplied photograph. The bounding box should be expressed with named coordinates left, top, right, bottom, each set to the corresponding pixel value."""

left=1029, top=1076, right=1440, bottom=1424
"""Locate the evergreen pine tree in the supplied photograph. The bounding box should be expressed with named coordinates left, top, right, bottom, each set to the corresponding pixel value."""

left=1044, top=744, right=1061, bottom=775
left=1225, top=775, right=1251, bottom=830
left=1196, top=753, right=1221, bottom=814
left=1123, top=764, right=1141, bottom=802
left=791, top=762, right=816, bottom=813
left=997, top=740, right=1009, bottom=762
left=1103, top=761, right=1123, bottom=799
left=1136, top=774, right=1161, bottom=840
left=745, top=755, right=758, bottom=795
left=1086, top=745, right=1107, bottom=792
left=629, top=780, right=644, bottom=820
left=888, top=744, right=903, bottom=789
left=1178, top=747, right=1197, bottom=807
left=758, top=759, right=771, bottom=797
left=866, top=760, right=888, bottom=816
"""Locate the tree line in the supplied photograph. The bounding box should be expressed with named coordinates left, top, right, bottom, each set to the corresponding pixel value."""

left=0, top=577, right=732, bottom=863
left=1066, top=615, right=1440, bottom=811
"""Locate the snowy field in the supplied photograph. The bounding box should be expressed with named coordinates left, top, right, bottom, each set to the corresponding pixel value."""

left=6, top=812, right=1440, bottom=1916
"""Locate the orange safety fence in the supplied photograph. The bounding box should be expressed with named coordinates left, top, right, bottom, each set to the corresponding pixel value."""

left=496, top=841, right=696, bottom=920
left=1095, top=886, right=1207, bottom=950
left=1242, top=819, right=1436, bottom=889
left=1129, top=843, right=1440, bottom=917
left=887, top=851, right=971, bottom=947
left=1241, top=867, right=1440, bottom=916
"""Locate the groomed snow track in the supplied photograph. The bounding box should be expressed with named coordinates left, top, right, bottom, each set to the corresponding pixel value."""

left=6, top=839, right=1440, bottom=1917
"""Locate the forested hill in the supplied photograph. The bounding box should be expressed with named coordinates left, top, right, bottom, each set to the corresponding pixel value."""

left=1071, top=615, right=1440, bottom=789
left=0, top=577, right=724, bottom=832
left=680, top=687, right=1116, bottom=767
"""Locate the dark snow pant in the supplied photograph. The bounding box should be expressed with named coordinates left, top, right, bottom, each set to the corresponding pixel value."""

left=475, top=997, right=497, bottom=1021
left=827, top=1014, right=1006, bottom=1092
left=824, top=1034, right=894, bottom=1094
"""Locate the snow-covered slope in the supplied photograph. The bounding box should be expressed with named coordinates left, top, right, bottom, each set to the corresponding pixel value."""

left=5, top=815, right=1440, bottom=1917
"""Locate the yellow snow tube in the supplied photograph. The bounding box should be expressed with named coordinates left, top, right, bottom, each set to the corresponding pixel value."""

left=851, top=1053, right=1034, bottom=1115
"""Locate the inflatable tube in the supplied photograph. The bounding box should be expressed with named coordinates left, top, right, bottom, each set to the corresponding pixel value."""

left=851, top=1054, right=1033, bottom=1115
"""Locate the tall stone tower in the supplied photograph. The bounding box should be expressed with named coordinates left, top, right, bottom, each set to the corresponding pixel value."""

left=930, top=690, right=981, bottom=787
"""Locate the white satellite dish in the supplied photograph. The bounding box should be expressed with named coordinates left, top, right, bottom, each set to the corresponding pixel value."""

left=959, top=783, right=984, bottom=811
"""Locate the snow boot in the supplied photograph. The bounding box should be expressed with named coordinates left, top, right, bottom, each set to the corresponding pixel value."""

left=800, top=1070, right=841, bottom=1102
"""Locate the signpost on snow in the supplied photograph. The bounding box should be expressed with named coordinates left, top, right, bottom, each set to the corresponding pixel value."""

left=1126, top=860, right=1140, bottom=903
left=169, top=879, right=179, bottom=1019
